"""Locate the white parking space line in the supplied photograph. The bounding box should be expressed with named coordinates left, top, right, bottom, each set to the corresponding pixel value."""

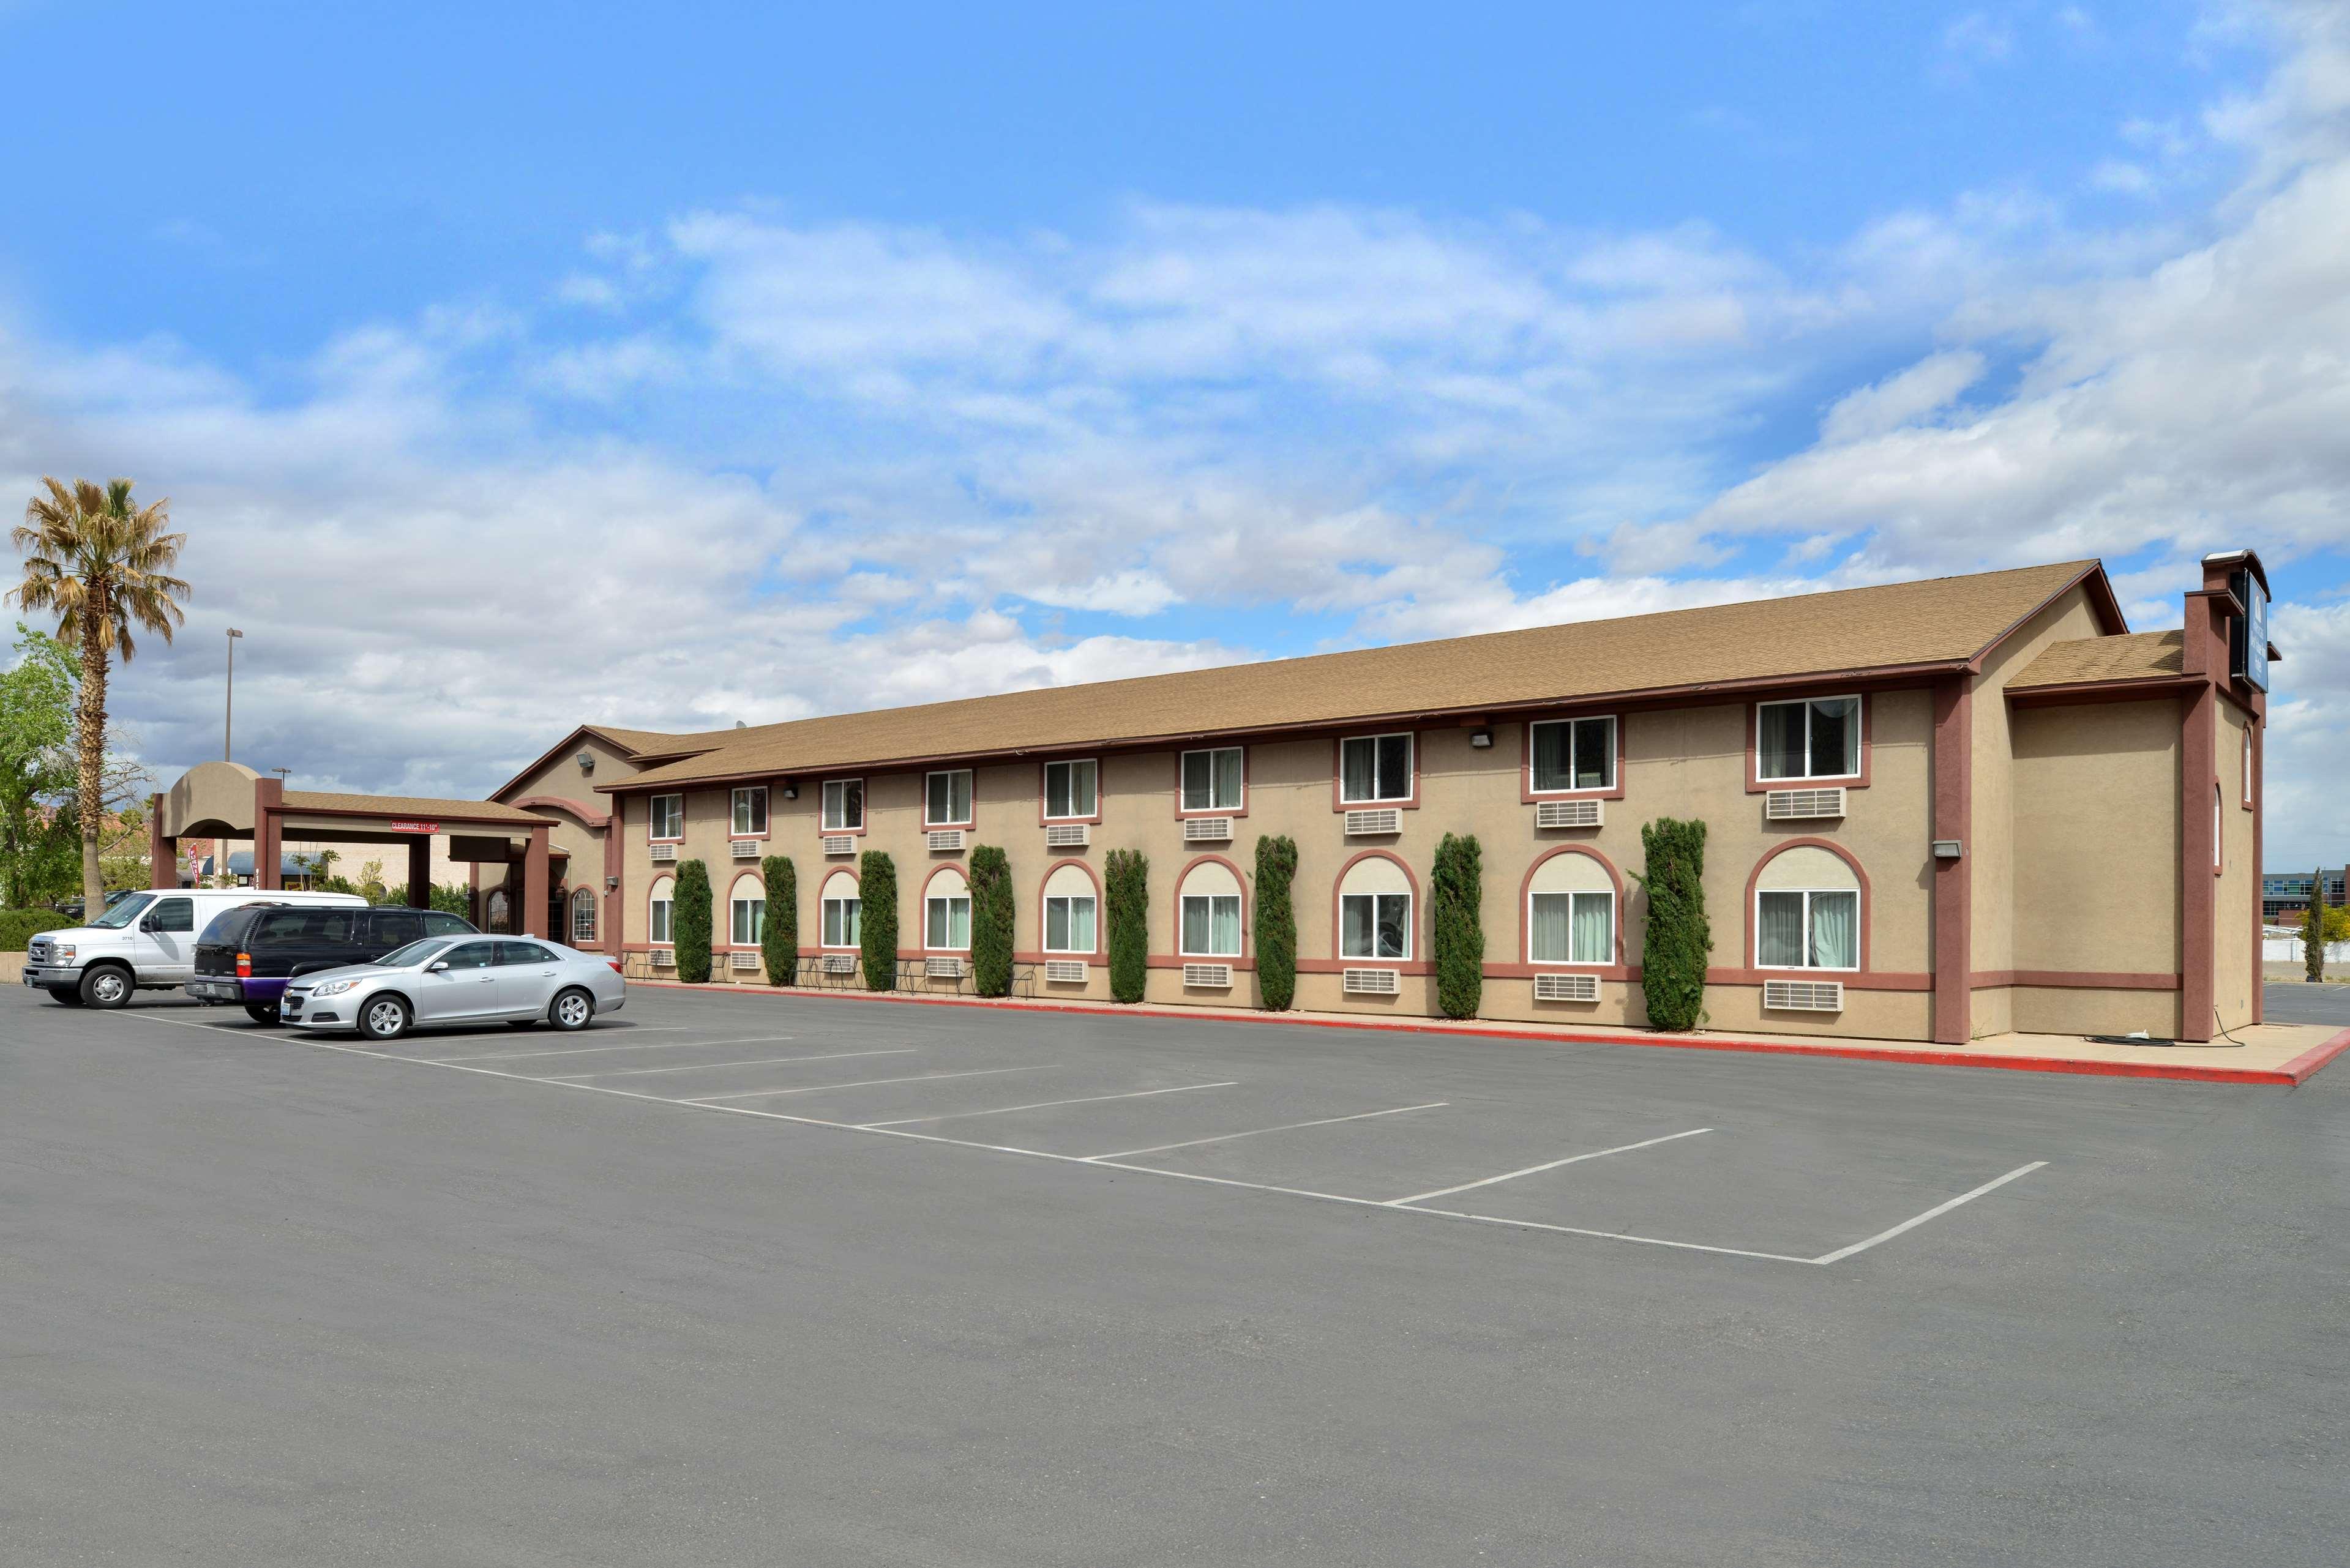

left=432, top=1039, right=789, bottom=1062
left=547, top=1048, right=916, bottom=1080
left=1383, top=1127, right=1714, bottom=1206
left=1084, top=1102, right=1451, bottom=1161
left=687, top=1066, right=1059, bottom=1102
left=858, top=1081, right=1240, bottom=1129
left=1809, top=1161, right=2048, bottom=1265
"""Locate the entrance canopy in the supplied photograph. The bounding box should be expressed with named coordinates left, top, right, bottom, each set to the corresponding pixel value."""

left=150, top=763, right=562, bottom=937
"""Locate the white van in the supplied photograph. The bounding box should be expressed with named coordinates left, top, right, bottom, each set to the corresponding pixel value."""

left=22, top=888, right=369, bottom=1009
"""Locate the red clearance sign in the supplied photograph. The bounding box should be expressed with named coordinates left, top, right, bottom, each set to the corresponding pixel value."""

left=386, top=820, right=440, bottom=834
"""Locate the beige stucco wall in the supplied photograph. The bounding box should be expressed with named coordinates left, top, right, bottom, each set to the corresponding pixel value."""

left=2215, top=700, right=2256, bottom=1030
left=615, top=689, right=1943, bottom=1039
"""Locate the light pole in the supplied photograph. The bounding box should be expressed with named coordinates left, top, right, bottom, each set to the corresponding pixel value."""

left=224, top=629, right=244, bottom=760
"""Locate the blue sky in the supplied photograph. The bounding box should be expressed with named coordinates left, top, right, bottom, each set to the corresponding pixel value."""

left=2, top=1, right=2346, bottom=866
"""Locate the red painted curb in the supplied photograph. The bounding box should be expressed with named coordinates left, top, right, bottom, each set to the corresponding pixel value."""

left=627, top=977, right=2342, bottom=1086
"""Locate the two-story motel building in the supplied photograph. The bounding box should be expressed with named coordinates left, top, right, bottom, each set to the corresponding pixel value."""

left=215, top=552, right=2270, bottom=1047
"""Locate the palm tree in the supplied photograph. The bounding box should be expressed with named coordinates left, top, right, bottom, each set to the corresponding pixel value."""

left=10, top=478, right=189, bottom=910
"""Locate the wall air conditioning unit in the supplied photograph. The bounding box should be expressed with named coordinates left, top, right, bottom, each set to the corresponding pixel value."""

left=729, top=951, right=759, bottom=971
left=650, top=948, right=676, bottom=967
left=1042, top=959, right=1088, bottom=984
left=729, top=839, right=760, bottom=860
left=821, top=835, right=855, bottom=857
left=649, top=842, right=677, bottom=862
left=1182, top=962, right=1233, bottom=989
left=1533, top=973, right=1599, bottom=1002
left=1763, top=978, right=1844, bottom=1012
left=927, top=829, right=966, bottom=852
left=1342, top=967, right=1400, bottom=995
left=925, top=955, right=965, bottom=979
left=1182, top=816, right=1233, bottom=842
left=822, top=953, right=857, bottom=974
left=1535, top=799, right=1603, bottom=829
left=1344, top=808, right=1402, bottom=836
left=1765, top=787, right=1846, bottom=821
left=1044, top=823, right=1090, bottom=848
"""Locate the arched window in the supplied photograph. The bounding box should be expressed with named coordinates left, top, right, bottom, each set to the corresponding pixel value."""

left=484, top=888, right=511, bottom=934
left=648, top=875, right=675, bottom=946
left=1753, top=845, right=1860, bottom=971
left=1527, top=850, right=1615, bottom=966
left=1177, top=857, right=1244, bottom=958
left=1337, top=854, right=1413, bottom=960
left=728, top=873, right=766, bottom=947
left=924, top=864, right=971, bottom=952
left=569, top=887, right=597, bottom=944
left=820, top=869, right=861, bottom=948
left=1041, top=862, right=1098, bottom=954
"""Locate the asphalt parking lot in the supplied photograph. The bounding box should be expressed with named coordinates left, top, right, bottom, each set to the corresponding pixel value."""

left=7, top=981, right=2347, bottom=1566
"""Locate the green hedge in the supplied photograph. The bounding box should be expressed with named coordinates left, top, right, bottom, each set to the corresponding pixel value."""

left=1431, top=832, right=1484, bottom=1019
left=859, top=851, right=899, bottom=991
left=672, top=860, right=714, bottom=983
left=1104, top=848, right=1148, bottom=1004
left=0, top=908, right=71, bottom=952
left=1636, top=818, right=1711, bottom=1031
left=762, top=855, right=798, bottom=985
left=1253, top=835, right=1298, bottom=1010
left=970, top=844, right=1014, bottom=997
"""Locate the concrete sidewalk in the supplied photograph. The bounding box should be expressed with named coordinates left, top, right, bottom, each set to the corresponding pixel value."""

left=635, top=977, right=2350, bottom=1086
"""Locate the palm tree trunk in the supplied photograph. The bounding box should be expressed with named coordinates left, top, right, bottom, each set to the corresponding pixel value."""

left=78, top=647, right=107, bottom=912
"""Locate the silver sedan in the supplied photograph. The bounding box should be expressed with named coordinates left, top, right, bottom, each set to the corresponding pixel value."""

left=279, top=935, right=627, bottom=1041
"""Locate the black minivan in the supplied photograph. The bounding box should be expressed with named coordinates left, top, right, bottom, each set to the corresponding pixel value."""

left=189, top=904, right=478, bottom=1023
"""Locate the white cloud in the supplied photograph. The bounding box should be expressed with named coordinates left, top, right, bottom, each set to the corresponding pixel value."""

left=1819, top=349, right=1986, bottom=444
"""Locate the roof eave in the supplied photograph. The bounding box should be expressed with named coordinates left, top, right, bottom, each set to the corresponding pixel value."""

left=1964, top=561, right=2127, bottom=674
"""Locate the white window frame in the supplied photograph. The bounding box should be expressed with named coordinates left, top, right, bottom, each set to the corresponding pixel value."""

left=1042, top=894, right=1097, bottom=955
left=1339, top=733, right=1414, bottom=805
left=731, top=785, right=768, bottom=837
left=821, top=895, right=861, bottom=948
left=1753, top=888, right=1860, bottom=973
left=1339, top=891, right=1413, bottom=960
left=2213, top=785, right=2223, bottom=870
left=648, top=879, right=675, bottom=946
left=821, top=777, right=864, bottom=832
left=570, top=887, right=597, bottom=944
left=730, top=889, right=766, bottom=946
left=2242, top=730, right=2253, bottom=808
left=1526, top=715, right=1618, bottom=796
left=1754, top=696, right=1863, bottom=783
left=1528, top=888, right=1614, bottom=966
left=649, top=793, right=684, bottom=841
left=1042, top=758, right=1099, bottom=821
left=925, top=768, right=975, bottom=827
left=1179, top=893, right=1244, bottom=958
left=924, top=893, right=972, bottom=951
left=1180, top=747, right=1246, bottom=813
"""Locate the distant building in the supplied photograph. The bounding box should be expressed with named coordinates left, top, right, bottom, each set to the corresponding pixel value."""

left=2262, top=868, right=2346, bottom=925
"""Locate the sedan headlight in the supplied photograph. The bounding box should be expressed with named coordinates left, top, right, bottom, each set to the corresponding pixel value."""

left=310, top=977, right=362, bottom=996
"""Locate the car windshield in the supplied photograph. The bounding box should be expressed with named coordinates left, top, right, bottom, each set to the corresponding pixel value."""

left=90, top=894, right=156, bottom=929
left=374, top=938, right=459, bottom=968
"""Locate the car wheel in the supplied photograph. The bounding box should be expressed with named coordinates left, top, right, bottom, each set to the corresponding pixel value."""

left=549, top=987, right=594, bottom=1031
left=244, top=1003, right=280, bottom=1027
left=80, top=965, right=133, bottom=1009
left=359, top=995, right=412, bottom=1042
left=49, top=986, right=86, bottom=1007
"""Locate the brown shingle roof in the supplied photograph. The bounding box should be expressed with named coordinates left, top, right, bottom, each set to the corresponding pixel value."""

left=281, top=791, right=555, bottom=826
left=2008, top=629, right=2185, bottom=690
left=604, top=560, right=2106, bottom=792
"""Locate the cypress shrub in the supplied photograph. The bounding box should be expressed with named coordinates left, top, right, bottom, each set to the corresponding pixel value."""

left=1254, top=835, right=1299, bottom=1010
left=859, top=850, right=898, bottom=991
left=1104, top=848, right=1149, bottom=1003
left=970, top=844, right=1014, bottom=997
left=761, top=855, right=798, bottom=985
left=2308, top=876, right=2326, bottom=982
left=1431, top=832, right=1484, bottom=1018
left=673, top=859, right=714, bottom=984
left=1634, top=818, right=1711, bottom=1031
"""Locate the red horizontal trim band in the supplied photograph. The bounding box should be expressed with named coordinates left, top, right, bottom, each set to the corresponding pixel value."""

left=1969, top=970, right=2182, bottom=991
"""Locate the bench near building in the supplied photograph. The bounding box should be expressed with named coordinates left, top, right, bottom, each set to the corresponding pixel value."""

left=158, top=552, right=2278, bottom=1045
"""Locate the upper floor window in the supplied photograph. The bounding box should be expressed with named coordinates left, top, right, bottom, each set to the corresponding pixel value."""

left=1044, top=759, right=1098, bottom=820
left=1757, top=696, right=1861, bottom=782
left=1181, top=747, right=1244, bottom=812
left=732, top=786, right=768, bottom=836
left=1339, top=733, right=1413, bottom=804
left=925, top=769, right=974, bottom=827
left=649, top=794, right=684, bottom=839
left=821, top=778, right=864, bottom=832
left=1529, top=717, right=1616, bottom=794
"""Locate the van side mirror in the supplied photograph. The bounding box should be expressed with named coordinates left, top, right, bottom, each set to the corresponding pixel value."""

left=140, top=913, right=160, bottom=931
